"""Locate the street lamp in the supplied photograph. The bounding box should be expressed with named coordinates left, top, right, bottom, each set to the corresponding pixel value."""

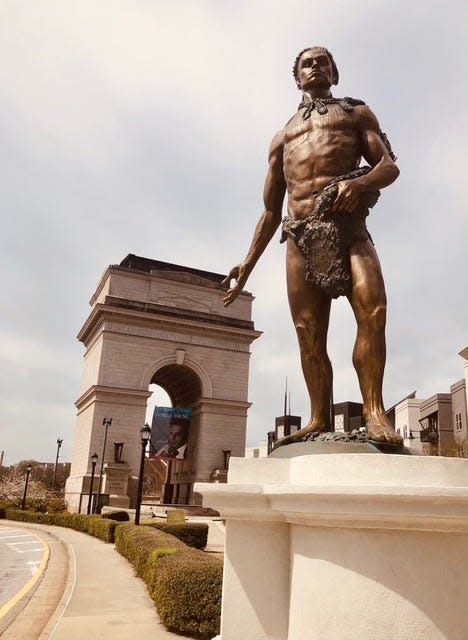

left=21, top=464, right=33, bottom=510
left=52, top=438, right=63, bottom=490
left=222, top=449, right=232, bottom=470
left=95, top=417, right=112, bottom=514
left=87, top=452, right=98, bottom=515
left=135, top=423, right=151, bottom=525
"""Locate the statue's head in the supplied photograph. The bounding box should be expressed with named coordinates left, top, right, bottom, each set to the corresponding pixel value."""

left=293, top=46, right=339, bottom=91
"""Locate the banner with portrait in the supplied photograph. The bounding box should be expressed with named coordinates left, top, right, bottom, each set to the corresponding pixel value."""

left=150, top=407, right=191, bottom=460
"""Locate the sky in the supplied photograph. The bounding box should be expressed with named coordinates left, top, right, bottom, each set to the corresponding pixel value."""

left=1, top=0, right=466, bottom=465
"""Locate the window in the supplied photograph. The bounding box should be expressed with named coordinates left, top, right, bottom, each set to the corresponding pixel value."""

left=455, top=413, right=463, bottom=431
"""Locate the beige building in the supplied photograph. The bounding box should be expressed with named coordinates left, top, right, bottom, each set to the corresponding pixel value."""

left=451, top=378, right=467, bottom=456
left=419, top=393, right=454, bottom=456
left=65, top=254, right=260, bottom=512
left=394, top=395, right=424, bottom=453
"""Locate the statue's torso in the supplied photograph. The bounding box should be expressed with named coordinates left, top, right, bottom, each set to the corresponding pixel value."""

left=282, top=104, right=363, bottom=220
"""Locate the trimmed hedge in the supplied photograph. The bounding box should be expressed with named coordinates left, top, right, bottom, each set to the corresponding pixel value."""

left=5, top=509, right=118, bottom=543
left=115, top=523, right=222, bottom=638
left=143, top=521, right=208, bottom=549
left=0, top=497, right=66, bottom=513
left=101, top=510, right=130, bottom=522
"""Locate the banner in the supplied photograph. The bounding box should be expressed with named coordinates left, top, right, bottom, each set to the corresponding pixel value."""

left=150, top=407, right=191, bottom=460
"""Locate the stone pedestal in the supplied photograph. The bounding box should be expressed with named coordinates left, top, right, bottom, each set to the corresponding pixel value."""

left=195, top=453, right=468, bottom=640
left=102, top=463, right=132, bottom=508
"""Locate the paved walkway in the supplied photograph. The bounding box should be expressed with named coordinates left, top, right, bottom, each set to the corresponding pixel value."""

left=0, top=520, right=202, bottom=639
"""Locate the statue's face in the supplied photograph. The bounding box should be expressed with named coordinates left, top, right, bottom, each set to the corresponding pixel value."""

left=298, top=49, right=333, bottom=91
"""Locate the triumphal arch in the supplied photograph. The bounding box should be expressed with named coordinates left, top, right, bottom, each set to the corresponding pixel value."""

left=65, top=254, right=260, bottom=512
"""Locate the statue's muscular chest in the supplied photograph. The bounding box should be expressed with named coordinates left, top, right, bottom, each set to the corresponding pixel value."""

left=283, top=106, right=359, bottom=168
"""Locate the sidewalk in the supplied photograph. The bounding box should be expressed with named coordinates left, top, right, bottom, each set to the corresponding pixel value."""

left=0, top=520, right=195, bottom=640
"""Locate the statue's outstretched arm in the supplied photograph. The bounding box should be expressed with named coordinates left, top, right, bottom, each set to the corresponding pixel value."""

left=223, top=132, right=286, bottom=307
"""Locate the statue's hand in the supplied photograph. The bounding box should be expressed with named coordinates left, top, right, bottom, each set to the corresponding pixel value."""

left=222, top=263, right=249, bottom=307
left=331, top=179, right=363, bottom=214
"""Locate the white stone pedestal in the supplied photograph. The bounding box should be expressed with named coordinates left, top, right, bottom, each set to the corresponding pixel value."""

left=195, top=454, right=468, bottom=640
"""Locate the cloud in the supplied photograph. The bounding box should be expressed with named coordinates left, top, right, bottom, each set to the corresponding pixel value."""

left=1, top=0, right=466, bottom=461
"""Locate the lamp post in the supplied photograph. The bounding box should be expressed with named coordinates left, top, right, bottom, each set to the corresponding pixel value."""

left=135, top=423, right=151, bottom=525
left=95, top=417, right=112, bottom=513
left=21, top=464, right=33, bottom=510
left=52, top=437, right=63, bottom=490
left=87, top=452, right=98, bottom=515
left=222, top=449, right=232, bottom=470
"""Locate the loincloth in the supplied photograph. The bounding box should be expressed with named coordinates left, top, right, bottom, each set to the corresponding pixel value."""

left=280, top=166, right=379, bottom=298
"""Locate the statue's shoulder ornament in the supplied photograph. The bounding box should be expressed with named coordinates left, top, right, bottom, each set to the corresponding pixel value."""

left=298, top=96, right=366, bottom=119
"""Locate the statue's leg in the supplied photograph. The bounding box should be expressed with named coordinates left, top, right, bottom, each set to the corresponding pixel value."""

left=280, top=239, right=332, bottom=444
left=348, top=239, right=402, bottom=444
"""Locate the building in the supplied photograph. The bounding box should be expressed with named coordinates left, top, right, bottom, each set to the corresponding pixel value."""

left=333, top=401, right=364, bottom=432
left=392, top=393, right=424, bottom=453
left=451, top=378, right=467, bottom=457
left=65, top=254, right=260, bottom=512
left=419, top=393, right=455, bottom=456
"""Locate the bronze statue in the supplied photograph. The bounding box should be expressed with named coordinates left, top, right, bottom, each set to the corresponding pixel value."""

left=223, top=46, right=402, bottom=446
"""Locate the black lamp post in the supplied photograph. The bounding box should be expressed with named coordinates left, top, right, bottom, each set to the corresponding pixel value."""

left=21, top=464, right=33, bottom=510
left=135, top=423, right=151, bottom=525
left=222, top=449, right=232, bottom=470
left=52, top=437, right=63, bottom=490
left=95, top=417, right=112, bottom=513
left=87, top=452, right=98, bottom=515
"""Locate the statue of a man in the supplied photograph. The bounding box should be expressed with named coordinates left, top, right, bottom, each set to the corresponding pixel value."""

left=223, top=46, right=402, bottom=446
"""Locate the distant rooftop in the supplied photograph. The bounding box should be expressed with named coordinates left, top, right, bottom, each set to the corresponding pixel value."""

left=118, top=253, right=226, bottom=285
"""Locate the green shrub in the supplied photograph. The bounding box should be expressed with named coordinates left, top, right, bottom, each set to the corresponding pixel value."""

left=101, top=510, right=130, bottom=522
left=143, top=521, right=208, bottom=549
left=52, top=512, right=74, bottom=527
left=5, top=509, right=45, bottom=523
left=115, top=523, right=185, bottom=583
left=84, top=517, right=118, bottom=542
left=0, top=496, right=66, bottom=513
left=0, top=499, right=17, bottom=511
left=5, top=509, right=118, bottom=543
left=154, top=552, right=223, bottom=638
left=26, top=496, right=66, bottom=513
left=115, top=523, right=222, bottom=638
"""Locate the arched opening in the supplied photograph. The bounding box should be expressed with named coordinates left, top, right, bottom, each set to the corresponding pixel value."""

left=145, top=364, right=203, bottom=505
left=151, top=364, right=203, bottom=407
left=145, top=383, right=172, bottom=424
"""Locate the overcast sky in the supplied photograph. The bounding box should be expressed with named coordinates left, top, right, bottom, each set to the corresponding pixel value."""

left=1, top=0, right=466, bottom=465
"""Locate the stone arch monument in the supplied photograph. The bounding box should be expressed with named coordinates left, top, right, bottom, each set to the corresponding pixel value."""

left=65, top=254, right=261, bottom=512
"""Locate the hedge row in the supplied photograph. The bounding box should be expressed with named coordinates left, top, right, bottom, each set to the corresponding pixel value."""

left=0, top=497, right=66, bottom=513
left=5, top=509, right=118, bottom=543
left=101, top=510, right=130, bottom=522
left=115, top=523, right=222, bottom=638
left=142, top=521, right=208, bottom=549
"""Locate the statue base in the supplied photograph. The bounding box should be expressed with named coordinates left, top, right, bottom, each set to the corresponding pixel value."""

left=196, top=453, right=468, bottom=640
left=273, top=429, right=406, bottom=455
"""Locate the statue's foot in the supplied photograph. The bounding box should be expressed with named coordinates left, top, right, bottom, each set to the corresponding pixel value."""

left=276, top=423, right=328, bottom=448
left=366, top=415, right=403, bottom=446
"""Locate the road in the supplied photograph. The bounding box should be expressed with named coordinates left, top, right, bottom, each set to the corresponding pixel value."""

left=0, top=525, right=47, bottom=616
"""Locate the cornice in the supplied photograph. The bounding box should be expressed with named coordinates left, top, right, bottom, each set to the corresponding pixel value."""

left=75, top=384, right=151, bottom=411
left=77, top=301, right=262, bottom=345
